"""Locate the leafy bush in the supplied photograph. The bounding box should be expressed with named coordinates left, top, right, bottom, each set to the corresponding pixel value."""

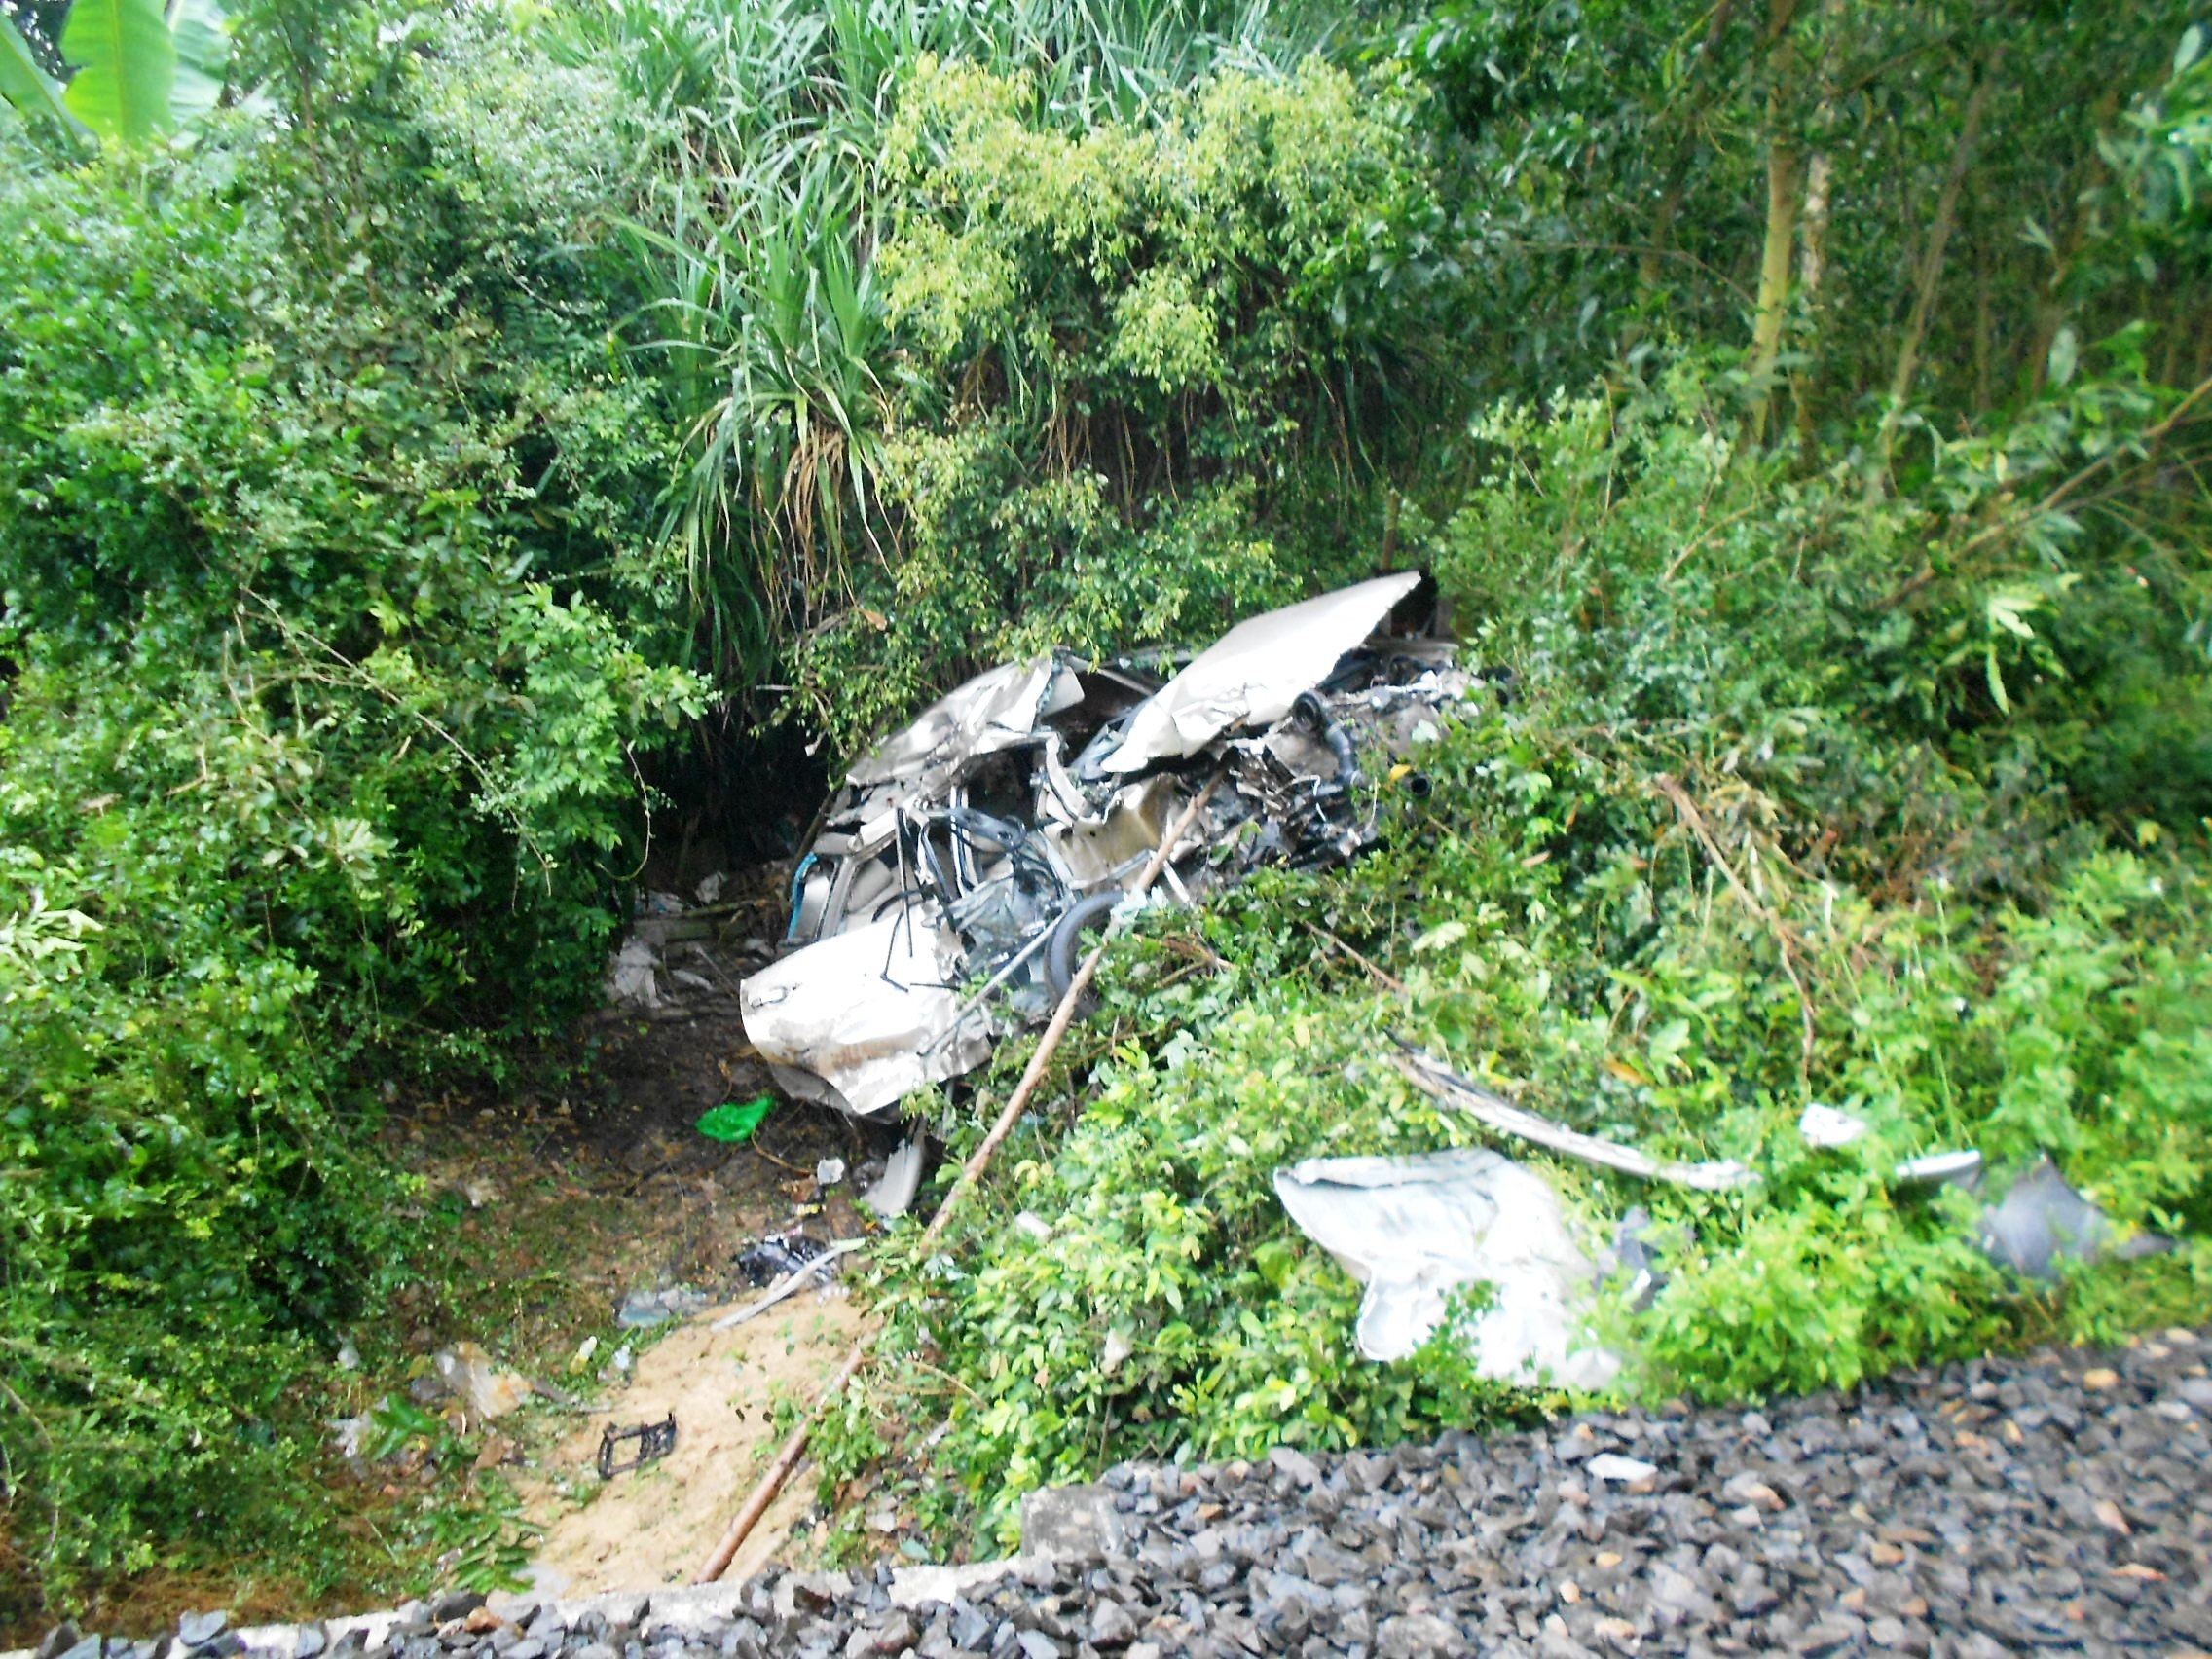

left=785, top=55, right=1452, bottom=752
left=0, top=15, right=701, bottom=1601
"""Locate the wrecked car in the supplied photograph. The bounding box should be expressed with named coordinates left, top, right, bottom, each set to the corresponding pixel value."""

left=741, top=572, right=1477, bottom=1118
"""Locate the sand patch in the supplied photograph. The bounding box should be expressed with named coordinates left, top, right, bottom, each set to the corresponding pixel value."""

left=522, top=1289, right=867, bottom=1597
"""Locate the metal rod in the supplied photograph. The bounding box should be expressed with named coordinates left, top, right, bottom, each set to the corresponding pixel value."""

left=919, top=924, right=1055, bottom=1058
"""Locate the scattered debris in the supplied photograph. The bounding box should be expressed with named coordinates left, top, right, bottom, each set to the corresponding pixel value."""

left=1895, top=1149, right=1983, bottom=1188
left=607, top=935, right=663, bottom=1011
left=597, top=1414, right=679, bottom=1480
left=430, top=1342, right=535, bottom=1419
left=328, top=1411, right=373, bottom=1462
left=1977, top=1156, right=2169, bottom=1280
left=1272, top=1147, right=1620, bottom=1388
left=1611, top=1205, right=1667, bottom=1311
left=737, top=1232, right=830, bottom=1287
left=814, top=1156, right=847, bottom=1188
left=742, top=911, right=990, bottom=1119
left=742, top=574, right=1474, bottom=1118
left=695, top=1097, right=775, bottom=1143
left=1980, top=1158, right=2108, bottom=1280
left=860, top=1132, right=927, bottom=1220
left=1392, top=1044, right=1757, bottom=1193
left=712, top=1239, right=865, bottom=1330
left=616, top=1285, right=711, bottom=1329
left=1100, top=1328, right=1134, bottom=1373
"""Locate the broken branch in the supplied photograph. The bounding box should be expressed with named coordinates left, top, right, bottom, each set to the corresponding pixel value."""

left=1650, top=772, right=1818, bottom=1077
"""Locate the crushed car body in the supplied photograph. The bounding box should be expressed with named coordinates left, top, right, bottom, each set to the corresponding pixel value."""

left=741, top=573, right=1478, bottom=1118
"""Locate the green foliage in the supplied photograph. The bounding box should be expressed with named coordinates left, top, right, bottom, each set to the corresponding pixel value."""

left=548, top=0, right=1448, bottom=729
left=0, top=7, right=701, bottom=1605
left=5, top=0, right=2212, bottom=1624
left=0, top=9, right=83, bottom=136
left=60, top=0, right=174, bottom=140
left=775, top=51, right=1451, bottom=748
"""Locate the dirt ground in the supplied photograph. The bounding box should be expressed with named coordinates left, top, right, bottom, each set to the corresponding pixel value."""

left=518, top=1287, right=870, bottom=1597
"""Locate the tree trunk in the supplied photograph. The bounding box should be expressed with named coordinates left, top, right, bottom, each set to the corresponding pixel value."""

left=1747, top=139, right=1803, bottom=442
left=1872, top=51, right=2000, bottom=485
left=1745, top=0, right=1806, bottom=444
left=1638, top=0, right=1742, bottom=300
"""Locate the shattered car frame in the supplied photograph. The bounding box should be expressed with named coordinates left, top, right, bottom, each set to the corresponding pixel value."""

left=742, top=573, right=1477, bottom=1118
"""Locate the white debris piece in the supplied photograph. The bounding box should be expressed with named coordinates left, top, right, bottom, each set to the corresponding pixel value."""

left=848, top=656, right=1077, bottom=795
left=1798, top=1103, right=1870, bottom=1148
left=1589, top=1454, right=1660, bottom=1486
left=1272, top=1147, right=1620, bottom=1389
left=862, top=1132, right=928, bottom=1220
left=431, top=1342, right=533, bottom=1418
left=1101, top=572, right=1420, bottom=771
left=1894, top=1148, right=1982, bottom=1187
left=1100, top=1329, right=1133, bottom=1373
left=607, top=935, right=661, bottom=1010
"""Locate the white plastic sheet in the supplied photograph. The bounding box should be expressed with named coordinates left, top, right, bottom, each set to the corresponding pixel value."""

left=1273, top=1147, right=1620, bottom=1389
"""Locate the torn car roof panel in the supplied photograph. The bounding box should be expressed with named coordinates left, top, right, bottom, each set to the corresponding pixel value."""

left=1099, top=571, right=1421, bottom=772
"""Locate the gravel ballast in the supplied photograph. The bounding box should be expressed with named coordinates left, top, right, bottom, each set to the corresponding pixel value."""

left=41, top=1330, right=2212, bottom=1659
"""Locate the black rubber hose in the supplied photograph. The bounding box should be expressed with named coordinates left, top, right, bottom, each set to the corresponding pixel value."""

left=1293, top=690, right=1361, bottom=793
left=1044, top=891, right=1122, bottom=1005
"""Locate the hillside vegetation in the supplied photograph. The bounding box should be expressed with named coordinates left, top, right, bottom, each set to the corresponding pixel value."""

left=2, top=0, right=2208, bottom=1624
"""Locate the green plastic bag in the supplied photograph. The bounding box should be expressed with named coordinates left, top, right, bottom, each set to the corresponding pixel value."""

left=696, top=1096, right=775, bottom=1142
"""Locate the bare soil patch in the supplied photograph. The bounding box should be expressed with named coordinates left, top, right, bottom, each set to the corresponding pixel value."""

left=517, top=1288, right=868, bottom=1598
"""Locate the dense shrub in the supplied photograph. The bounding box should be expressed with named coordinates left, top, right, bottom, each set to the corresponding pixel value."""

left=0, top=17, right=699, bottom=1597
left=782, top=55, right=1454, bottom=752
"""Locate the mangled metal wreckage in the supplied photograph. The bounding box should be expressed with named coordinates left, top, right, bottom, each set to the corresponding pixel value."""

left=740, top=572, right=1470, bottom=1119
left=733, top=573, right=2149, bottom=1394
